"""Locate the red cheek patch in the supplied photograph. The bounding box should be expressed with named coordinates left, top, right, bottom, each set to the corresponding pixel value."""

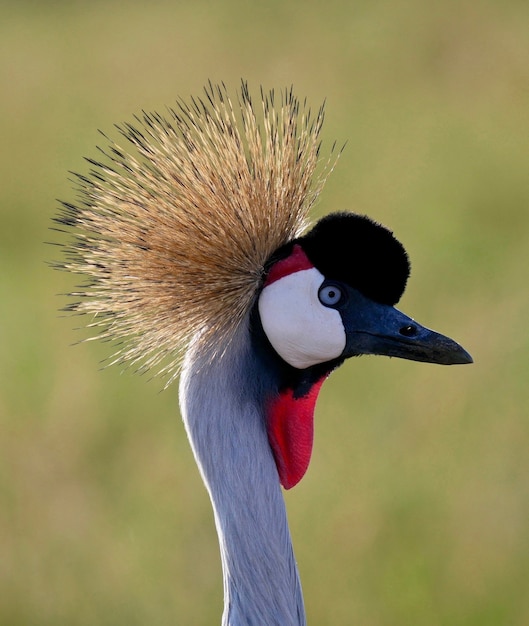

left=264, top=244, right=314, bottom=287
left=266, top=377, right=326, bottom=489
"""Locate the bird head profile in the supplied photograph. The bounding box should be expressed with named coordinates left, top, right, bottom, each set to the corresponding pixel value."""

left=55, top=81, right=472, bottom=625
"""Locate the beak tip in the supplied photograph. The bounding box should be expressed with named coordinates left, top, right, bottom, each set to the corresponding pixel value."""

left=444, top=343, right=473, bottom=365
left=459, top=349, right=474, bottom=365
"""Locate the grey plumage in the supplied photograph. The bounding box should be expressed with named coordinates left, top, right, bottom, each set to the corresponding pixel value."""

left=180, top=318, right=305, bottom=625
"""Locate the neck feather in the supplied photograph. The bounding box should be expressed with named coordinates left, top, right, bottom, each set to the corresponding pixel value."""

left=179, top=322, right=306, bottom=626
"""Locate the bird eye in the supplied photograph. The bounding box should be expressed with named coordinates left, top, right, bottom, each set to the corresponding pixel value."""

left=318, top=283, right=344, bottom=307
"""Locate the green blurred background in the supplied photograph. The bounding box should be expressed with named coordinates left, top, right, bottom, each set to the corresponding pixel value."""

left=2, top=1, right=528, bottom=624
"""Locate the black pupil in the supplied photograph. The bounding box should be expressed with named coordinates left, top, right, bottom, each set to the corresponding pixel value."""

left=399, top=324, right=418, bottom=337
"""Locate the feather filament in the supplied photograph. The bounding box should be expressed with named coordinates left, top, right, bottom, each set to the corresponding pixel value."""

left=54, top=81, right=337, bottom=385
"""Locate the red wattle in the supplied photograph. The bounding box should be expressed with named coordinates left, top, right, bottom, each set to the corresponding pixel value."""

left=266, top=377, right=326, bottom=489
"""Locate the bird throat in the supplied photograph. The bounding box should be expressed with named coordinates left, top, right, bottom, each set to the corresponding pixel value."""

left=266, top=377, right=326, bottom=489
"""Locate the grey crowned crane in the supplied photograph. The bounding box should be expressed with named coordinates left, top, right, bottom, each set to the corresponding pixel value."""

left=55, top=82, right=472, bottom=625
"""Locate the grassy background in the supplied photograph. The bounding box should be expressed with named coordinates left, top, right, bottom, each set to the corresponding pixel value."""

left=2, top=1, right=529, bottom=624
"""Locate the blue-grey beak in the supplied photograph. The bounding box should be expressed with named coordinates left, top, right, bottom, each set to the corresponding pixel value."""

left=341, top=291, right=473, bottom=365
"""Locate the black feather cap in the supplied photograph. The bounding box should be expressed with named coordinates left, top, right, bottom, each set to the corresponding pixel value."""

left=297, top=212, right=410, bottom=306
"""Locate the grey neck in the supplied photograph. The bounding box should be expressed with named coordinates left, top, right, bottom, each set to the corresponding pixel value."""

left=179, top=322, right=306, bottom=626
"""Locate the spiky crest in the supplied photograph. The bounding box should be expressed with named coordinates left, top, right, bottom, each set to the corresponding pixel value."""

left=54, top=82, right=336, bottom=384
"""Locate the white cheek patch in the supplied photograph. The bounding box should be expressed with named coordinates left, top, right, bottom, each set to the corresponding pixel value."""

left=258, top=267, right=346, bottom=369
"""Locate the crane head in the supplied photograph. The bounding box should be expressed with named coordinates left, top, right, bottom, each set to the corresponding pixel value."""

left=257, top=212, right=472, bottom=489
left=259, top=212, right=472, bottom=369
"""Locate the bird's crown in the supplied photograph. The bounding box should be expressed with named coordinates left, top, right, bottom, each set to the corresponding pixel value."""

left=54, top=82, right=337, bottom=384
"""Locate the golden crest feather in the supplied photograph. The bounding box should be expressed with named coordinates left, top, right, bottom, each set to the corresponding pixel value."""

left=55, top=81, right=336, bottom=384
